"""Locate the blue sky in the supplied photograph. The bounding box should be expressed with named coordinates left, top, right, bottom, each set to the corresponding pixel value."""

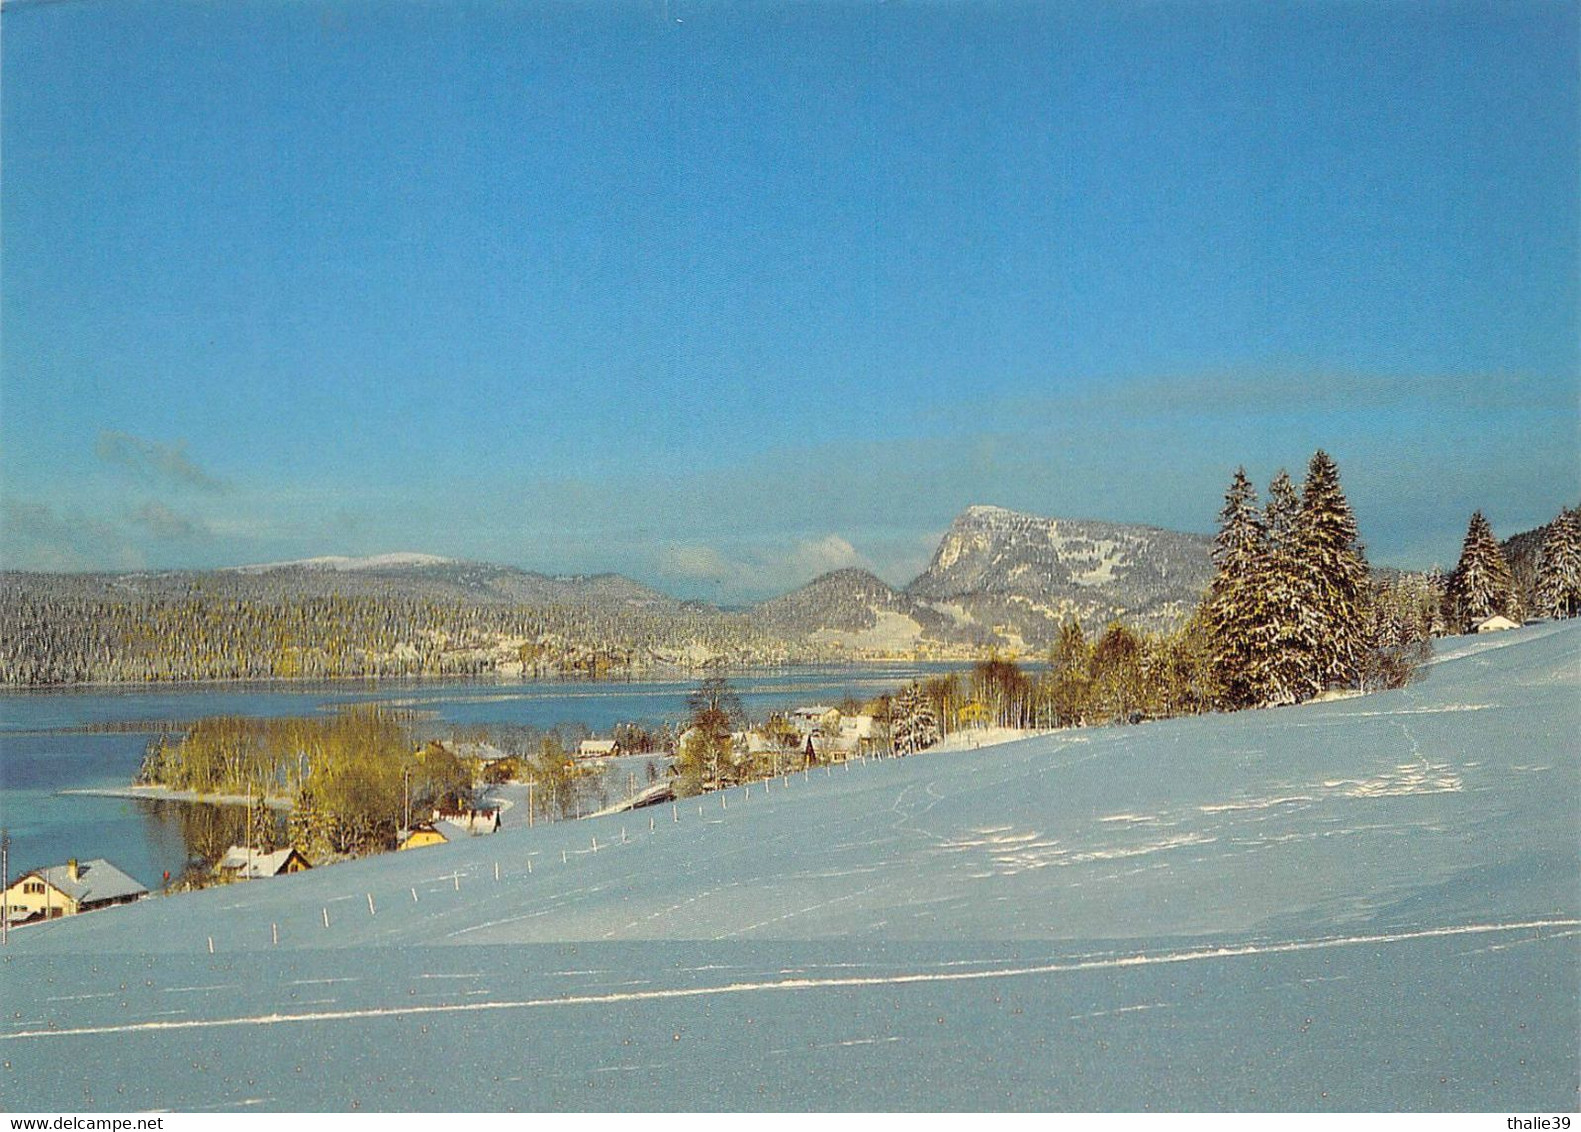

left=2, top=0, right=1576, bottom=601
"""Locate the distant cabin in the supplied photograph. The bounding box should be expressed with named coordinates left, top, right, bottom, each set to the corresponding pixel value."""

left=789, top=706, right=841, bottom=735
left=3, top=858, right=147, bottom=925
left=838, top=714, right=876, bottom=741
left=432, top=807, right=500, bottom=835
left=804, top=733, right=859, bottom=763
left=397, top=823, right=449, bottom=851
left=217, top=846, right=312, bottom=880
left=578, top=739, right=620, bottom=760
left=1475, top=614, right=1522, bottom=633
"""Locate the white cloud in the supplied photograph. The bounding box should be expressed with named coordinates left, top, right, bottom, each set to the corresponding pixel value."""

left=655, top=534, right=874, bottom=602
left=787, top=534, right=866, bottom=577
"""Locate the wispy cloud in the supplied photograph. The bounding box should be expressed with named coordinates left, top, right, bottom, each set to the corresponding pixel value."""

left=95, top=431, right=229, bottom=492
left=0, top=497, right=146, bottom=572
left=131, top=501, right=211, bottom=541
left=959, top=368, right=1579, bottom=430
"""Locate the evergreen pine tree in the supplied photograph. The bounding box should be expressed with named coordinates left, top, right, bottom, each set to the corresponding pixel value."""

left=1261, top=470, right=1324, bottom=704
left=247, top=793, right=276, bottom=852
left=288, top=785, right=323, bottom=857
left=913, top=693, right=941, bottom=751
left=891, top=684, right=921, bottom=755
left=1296, top=450, right=1371, bottom=690
left=1448, top=511, right=1518, bottom=630
left=1047, top=619, right=1093, bottom=727
left=1206, top=468, right=1274, bottom=708
left=890, top=683, right=940, bottom=755
left=1422, top=566, right=1450, bottom=637
left=1535, top=507, right=1581, bottom=619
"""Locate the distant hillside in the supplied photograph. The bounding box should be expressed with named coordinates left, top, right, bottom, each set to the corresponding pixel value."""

left=20, top=556, right=681, bottom=611
left=0, top=558, right=763, bottom=685
left=749, top=567, right=976, bottom=655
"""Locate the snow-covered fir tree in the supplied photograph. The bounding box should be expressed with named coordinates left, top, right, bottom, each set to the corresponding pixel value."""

left=1448, top=511, right=1519, bottom=630
left=1535, top=507, right=1581, bottom=619
left=288, top=786, right=325, bottom=857
left=890, top=683, right=940, bottom=755
left=914, top=694, right=941, bottom=751
left=1296, top=450, right=1371, bottom=690
left=247, top=793, right=277, bottom=852
left=1422, top=566, right=1450, bottom=637
left=1261, top=469, right=1323, bottom=705
left=1206, top=467, right=1275, bottom=709
left=1360, top=574, right=1434, bottom=690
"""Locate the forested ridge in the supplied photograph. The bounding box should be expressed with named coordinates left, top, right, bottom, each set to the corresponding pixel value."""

left=0, top=582, right=794, bottom=686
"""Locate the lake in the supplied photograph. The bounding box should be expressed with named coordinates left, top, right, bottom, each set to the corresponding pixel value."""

left=0, top=663, right=957, bottom=887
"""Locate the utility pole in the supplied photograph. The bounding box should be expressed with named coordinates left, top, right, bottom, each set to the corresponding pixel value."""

left=1, top=830, right=9, bottom=946
left=527, top=779, right=534, bottom=828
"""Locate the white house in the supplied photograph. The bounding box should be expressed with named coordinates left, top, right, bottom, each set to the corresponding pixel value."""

left=3, top=858, right=147, bottom=924
left=432, top=806, right=500, bottom=835
left=577, top=738, right=620, bottom=760
left=1475, top=614, right=1521, bottom=633
left=789, top=706, right=841, bottom=735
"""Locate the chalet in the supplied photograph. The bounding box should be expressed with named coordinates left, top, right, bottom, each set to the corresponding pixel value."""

left=432, top=806, right=500, bottom=835
left=397, top=823, right=449, bottom=851
left=3, top=858, right=147, bottom=924
left=789, top=706, right=841, bottom=736
left=217, top=846, right=312, bottom=880
left=803, top=733, right=860, bottom=763
left=577, top=738, right=620, bottom=760
left=838, top=713, right=877, bottom=747
left=1475, top=614, right=1522, bottom=633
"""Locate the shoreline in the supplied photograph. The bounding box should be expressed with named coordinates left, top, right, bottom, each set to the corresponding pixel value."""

left=0, top=656, right=989, bottom=695
left=60, top=784, right=293, bottom=810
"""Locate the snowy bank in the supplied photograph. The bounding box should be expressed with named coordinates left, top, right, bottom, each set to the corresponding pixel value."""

left=4, top=619, right=1576, bottom=1111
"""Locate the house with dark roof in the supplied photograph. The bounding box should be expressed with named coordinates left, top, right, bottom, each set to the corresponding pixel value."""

left=431, top=806, right=500, bottom=835
left=3, top=858, right=147, bottom=924
left=216, top=846, right=312, bottom=880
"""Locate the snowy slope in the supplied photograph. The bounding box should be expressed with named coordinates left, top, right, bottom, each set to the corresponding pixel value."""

left=2, top=622, right=1576, bottom=1111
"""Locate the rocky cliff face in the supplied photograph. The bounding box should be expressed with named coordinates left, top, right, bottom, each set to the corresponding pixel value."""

left=903, top=505, right=1215, bottom=643
left=754, top=507, right=1216, bottom=654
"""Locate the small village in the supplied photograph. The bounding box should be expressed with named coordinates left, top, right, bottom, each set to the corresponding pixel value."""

left=0, top=694, right=923, bottom=933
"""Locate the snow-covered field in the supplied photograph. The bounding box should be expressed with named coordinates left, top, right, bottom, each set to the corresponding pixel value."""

left=3, top=621, right=1577, bottom=1111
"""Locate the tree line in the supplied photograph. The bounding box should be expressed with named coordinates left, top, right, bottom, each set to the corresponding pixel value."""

left=0, top=589, right=798, bottom=687
left=882, top=453, right=1580, bottom=748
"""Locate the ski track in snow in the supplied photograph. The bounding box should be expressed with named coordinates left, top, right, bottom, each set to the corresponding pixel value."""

left=5, top=919, right=1573, bottom=1043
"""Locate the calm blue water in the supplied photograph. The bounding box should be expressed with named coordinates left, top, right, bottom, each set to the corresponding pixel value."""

left=0, top=664, right=955, bottom=886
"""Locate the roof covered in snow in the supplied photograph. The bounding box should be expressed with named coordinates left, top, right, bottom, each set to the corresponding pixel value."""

left=20, top=859, right=147, bottom=906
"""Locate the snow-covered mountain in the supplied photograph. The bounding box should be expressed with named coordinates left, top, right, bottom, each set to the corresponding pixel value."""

left=227, top=552, right=458, bottom=573
left=753, top=507, right=1216, bottom=654
left=4, top=621, right=1574, bottom=1110
left=907, top=504, right=1214, bottom=628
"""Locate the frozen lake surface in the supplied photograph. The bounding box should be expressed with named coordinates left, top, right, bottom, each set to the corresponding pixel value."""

left=2, top=623, right=1576, bottom=1110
